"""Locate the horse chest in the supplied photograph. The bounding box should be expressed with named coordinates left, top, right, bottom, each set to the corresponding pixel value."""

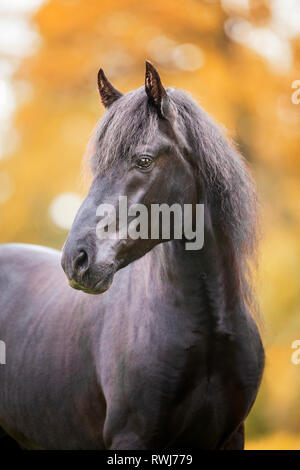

left=100, top=314, right=256, bottom=449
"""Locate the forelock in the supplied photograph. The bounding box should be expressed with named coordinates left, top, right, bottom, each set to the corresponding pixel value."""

left=89, top=87, right=161, bottom=174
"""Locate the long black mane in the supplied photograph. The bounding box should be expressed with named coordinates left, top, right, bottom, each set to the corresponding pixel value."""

left=86, top=86, right=259, bottom=319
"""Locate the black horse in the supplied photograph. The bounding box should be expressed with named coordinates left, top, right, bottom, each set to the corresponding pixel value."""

left=0, top=62, right=264, bottom=449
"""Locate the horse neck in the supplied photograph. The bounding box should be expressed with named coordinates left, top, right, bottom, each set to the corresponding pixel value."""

left=143, top=230, right=244, bottom=335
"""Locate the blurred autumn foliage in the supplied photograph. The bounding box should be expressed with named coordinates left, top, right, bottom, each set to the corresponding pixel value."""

left=0, top=0, right=300, bottom=449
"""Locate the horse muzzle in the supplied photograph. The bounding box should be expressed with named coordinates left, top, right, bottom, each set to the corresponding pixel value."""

left=61, top=241, right=115, bottom=295
left=68, top=272, right=114, bottom=294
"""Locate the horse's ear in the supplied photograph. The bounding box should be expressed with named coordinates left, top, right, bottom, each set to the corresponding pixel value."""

left=97, top=68, right=123, bottom=108
left=145, top=61, right=176, bottom=120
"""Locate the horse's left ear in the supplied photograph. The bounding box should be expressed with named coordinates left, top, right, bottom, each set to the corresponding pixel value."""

left=97, top=68, right=123, bottom=108
left=145, top=61, right=176, bottom=120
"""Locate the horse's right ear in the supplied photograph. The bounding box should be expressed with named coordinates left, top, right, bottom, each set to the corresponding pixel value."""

left=97, top=68, right=123, bottom=108
left=145, top=60, right=176, bottom=121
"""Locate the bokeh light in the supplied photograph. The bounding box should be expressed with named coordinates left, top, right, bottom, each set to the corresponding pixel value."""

left=49, top=192, right=83, bottom=230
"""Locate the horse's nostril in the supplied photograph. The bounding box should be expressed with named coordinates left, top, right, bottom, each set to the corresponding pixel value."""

left=74, top=249, right=89, bottom=276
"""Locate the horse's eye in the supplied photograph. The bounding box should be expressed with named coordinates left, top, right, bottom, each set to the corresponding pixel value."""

left=136, top=156, right=153, bottom=170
